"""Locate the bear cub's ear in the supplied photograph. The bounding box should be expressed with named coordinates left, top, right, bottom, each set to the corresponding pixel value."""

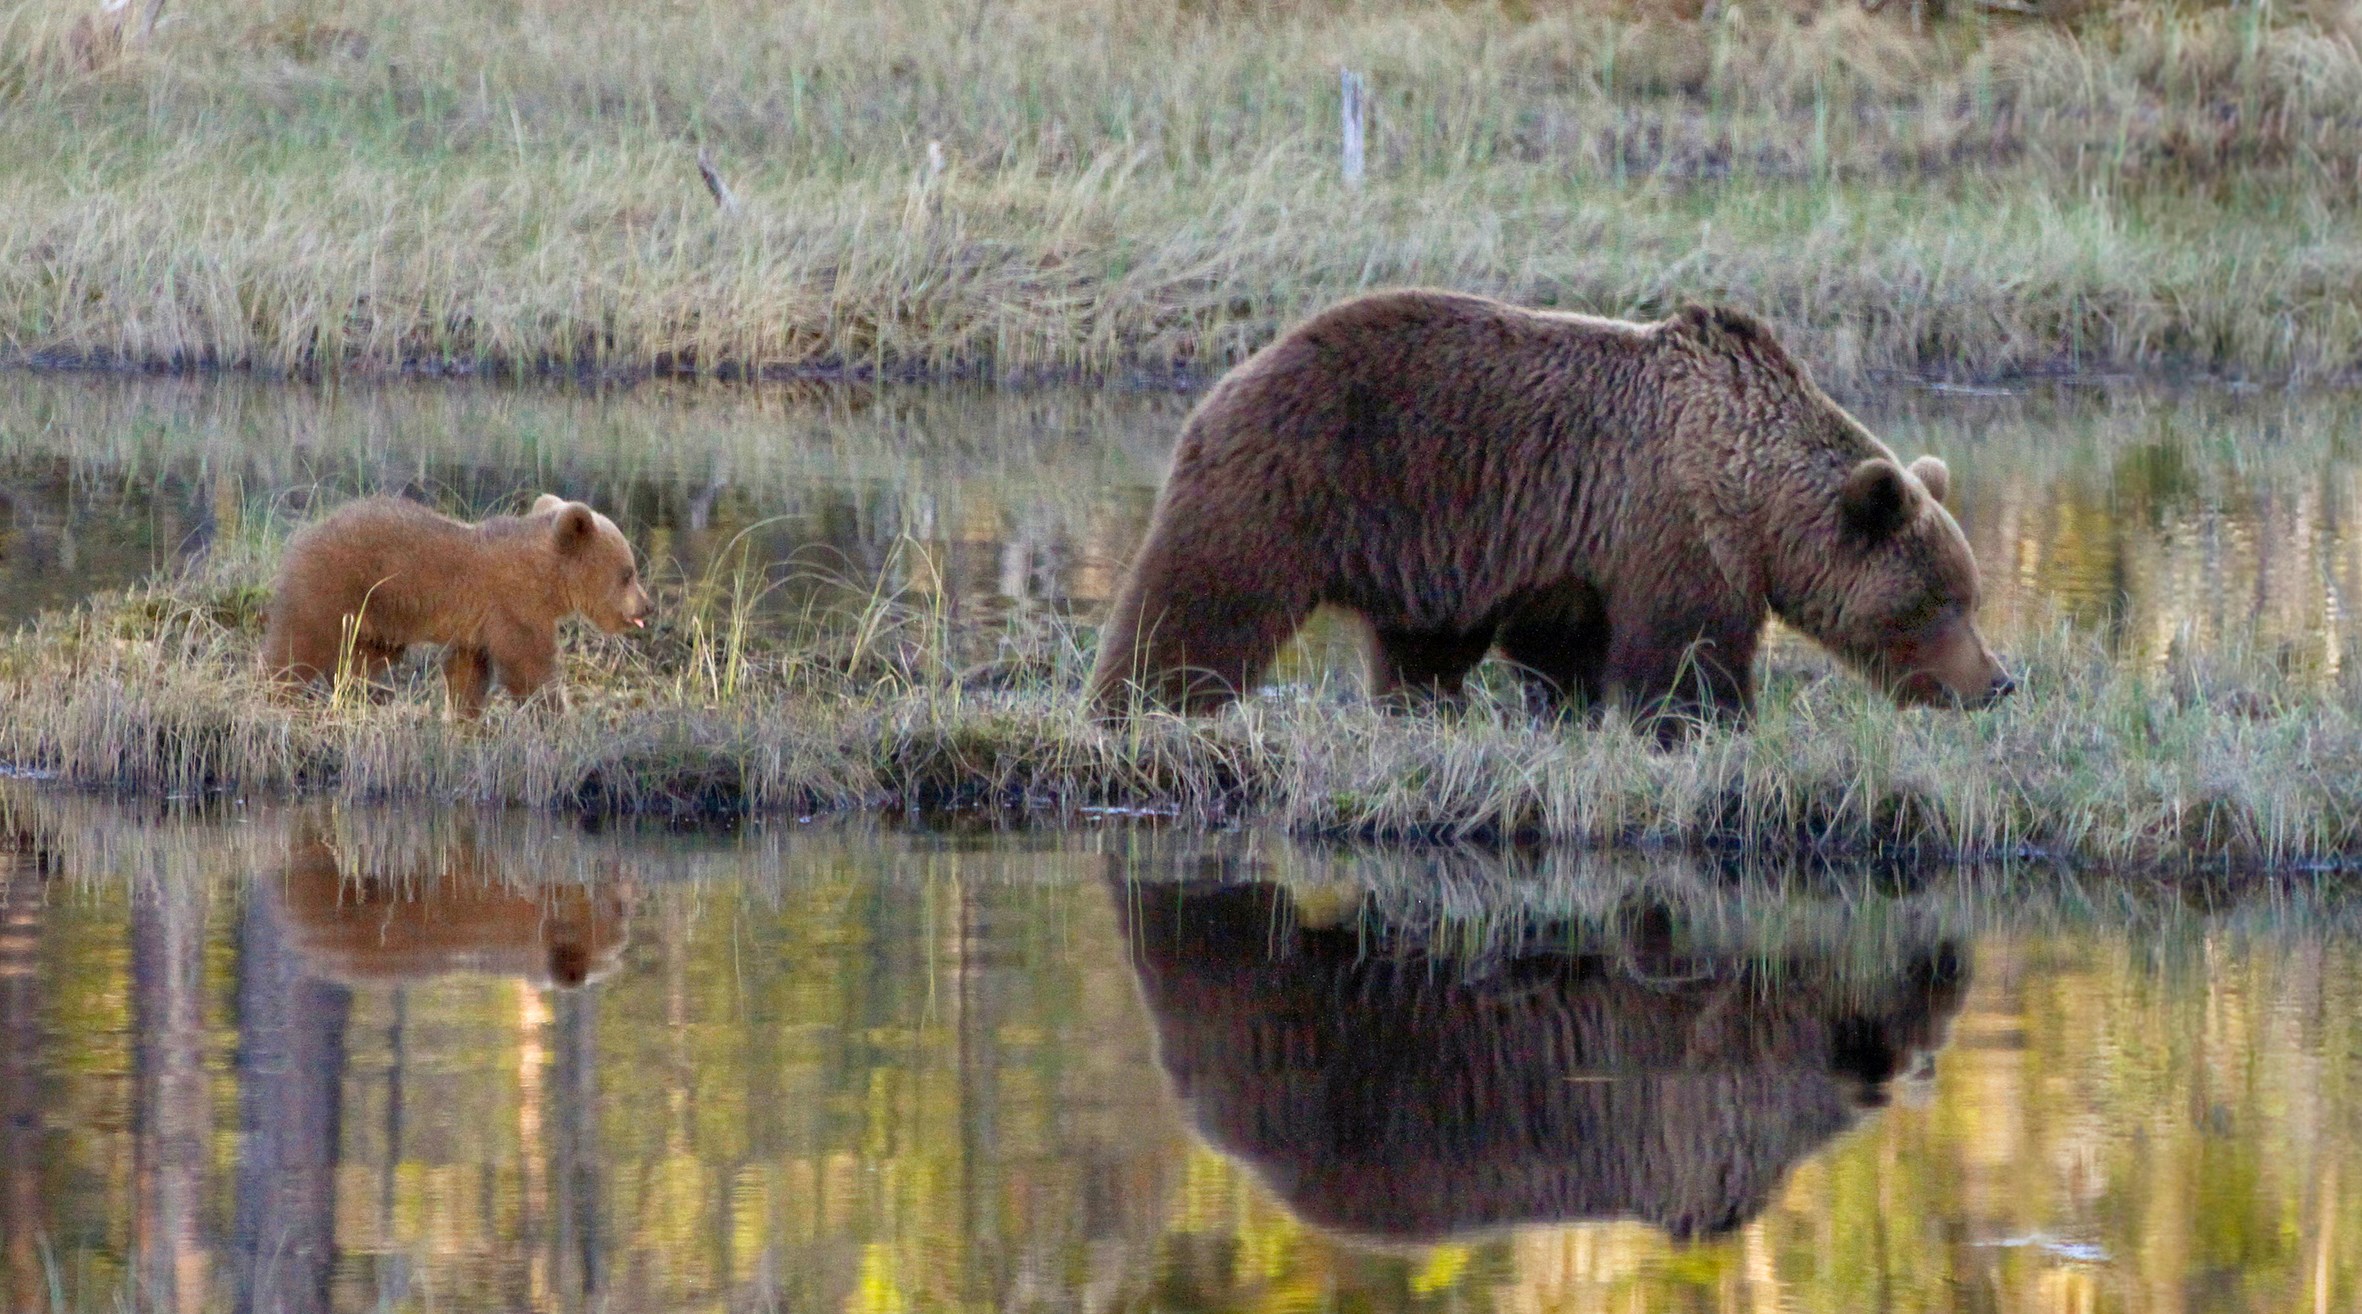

left=1909, top=455, right=1949, bottom=504
left=552, top=504, right=598, bottom=550
left=1840, top=458, right=1917, bottom=540
left=531, top=493, right=567, bottom=516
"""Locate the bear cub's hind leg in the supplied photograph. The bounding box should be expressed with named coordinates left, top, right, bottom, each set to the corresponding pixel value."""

left=442, top=646, right=493, bottom=720
left=347, top=638, right=407, bottom=700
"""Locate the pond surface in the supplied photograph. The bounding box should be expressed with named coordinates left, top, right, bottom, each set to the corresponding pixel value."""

left=4, top=786, right=2362, bottom=1314
left=4, top=373, right=2362, bottom=673
left=7, top=374, right=2362, bottom=1312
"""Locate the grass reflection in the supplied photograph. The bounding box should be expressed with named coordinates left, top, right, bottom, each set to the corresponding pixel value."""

left=1, top=789, right=2361, bottom=1310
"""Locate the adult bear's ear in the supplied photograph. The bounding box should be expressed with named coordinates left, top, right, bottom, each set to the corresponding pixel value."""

left=1840, top=459, right=1915, bottom=540
left=1909, top=455, right=1949, bottom=504
left=1671, top=302, right=1767, bottom=347
left=531, top=493, right=566, bottom=515
left=552, top=504, right=596, bottom=552
left=1673, top=302, right=1718, bottom=335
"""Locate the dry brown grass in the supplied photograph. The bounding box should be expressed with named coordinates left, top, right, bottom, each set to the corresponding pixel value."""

left=3, top=0, right=2360, bottom=382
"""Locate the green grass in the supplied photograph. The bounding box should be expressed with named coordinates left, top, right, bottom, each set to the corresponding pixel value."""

left=6, top=539, right=2361, bottom=873
left=4, top=0, right=2362, bottom=383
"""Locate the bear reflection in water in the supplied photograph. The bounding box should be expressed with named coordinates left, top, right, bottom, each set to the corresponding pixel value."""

left=1116, top=878, right=1967, bottom=1244
left=277, top=820, right=635, bottom=988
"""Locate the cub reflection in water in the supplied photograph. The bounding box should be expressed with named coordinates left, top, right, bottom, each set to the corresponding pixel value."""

left=277, top=818, right=636, bottom=988
left=1115, top=877, right=1967, bottom=1244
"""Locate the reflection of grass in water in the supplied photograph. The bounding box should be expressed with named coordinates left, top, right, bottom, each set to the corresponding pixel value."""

left=1234, top=840, right=2362, bottom=987
left=7, top=0, right=2362, bottom=381
left=0, top=377, right=1173, bottom=634
left=9, top=782, right=2356, bottom=999
left=6, top=544, right=2362, bottom=874
left=8, top=379, right=2353, bottom=512
left=3, top=792, right=2354, bottom=1314
left=11, top=377, right=2362, bottom=653
left=0, top=377, right=1172, bottom=523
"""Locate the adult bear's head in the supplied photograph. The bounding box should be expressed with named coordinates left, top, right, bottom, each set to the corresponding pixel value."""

left=1827, top=452, right=2016, bottom=707
left=1662, top=305, right=2016, bottom=710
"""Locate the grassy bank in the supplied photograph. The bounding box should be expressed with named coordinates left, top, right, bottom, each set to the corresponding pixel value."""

left=13, top=777, right=2362, bottom=959
left=6, top=542, right=2361, bottom=872
left=5, top=0, right=2362, bottom=383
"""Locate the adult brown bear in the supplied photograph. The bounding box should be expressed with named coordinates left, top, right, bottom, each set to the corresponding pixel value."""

left=1088, top=291, right=2012, bottom=730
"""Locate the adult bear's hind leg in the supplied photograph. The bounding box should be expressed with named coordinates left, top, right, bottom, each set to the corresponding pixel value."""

left=1367, top=624, right=1497, bottom=707
left=1601, top=602, right=1761, bottom=746
left=1498, top=582, right=1611, bottom=717
left=1089, top=532, right=1312, bottom=716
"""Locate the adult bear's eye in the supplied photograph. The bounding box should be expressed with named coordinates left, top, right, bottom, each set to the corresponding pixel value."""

left=1895, top=600, right=1955, bottom=637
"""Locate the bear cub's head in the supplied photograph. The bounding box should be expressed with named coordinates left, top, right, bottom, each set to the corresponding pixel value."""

left=1827, top=456, right=2015, bottom=709
left=531, top=493, right=655, bottom=634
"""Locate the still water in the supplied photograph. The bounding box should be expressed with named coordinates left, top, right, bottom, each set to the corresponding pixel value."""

left=4, top=787, right=2360, bottom=1314
left=7, top=375, right=2362, bottom=1312
left=4, top=374, right=2362, bottom=669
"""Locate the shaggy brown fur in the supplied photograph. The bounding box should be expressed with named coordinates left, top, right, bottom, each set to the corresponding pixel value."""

left=1115, top=878, right=1968, bottom=1243
left=1089, top=291, right=2011, bottom=733
left=261, top=494, right=653, bottom=718
left=277, top=820, right=634, bottom=989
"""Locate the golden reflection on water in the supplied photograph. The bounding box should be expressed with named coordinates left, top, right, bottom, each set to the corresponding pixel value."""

left=1950, top=406, right=2362, bottom=675
left=4, top=790, right=2362, bottom=1313
left=2, top=377, right=2360, bottom=674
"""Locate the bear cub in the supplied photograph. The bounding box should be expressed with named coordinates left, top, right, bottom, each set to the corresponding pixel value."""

left=1089, top=290, right=2013, bottom=735
left=262, top=494, right=653, bottom=718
